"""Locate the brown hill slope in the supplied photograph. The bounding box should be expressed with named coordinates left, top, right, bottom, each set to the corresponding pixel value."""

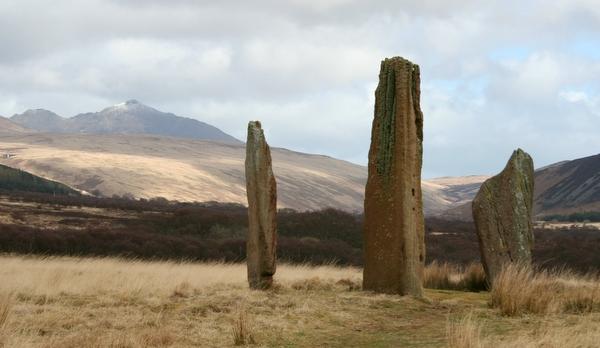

left=0, top=133, right=483, bottom=213
left=534, top=153, right=600, bottom=215
left=440, top=153, right=600, bottom=220
left=423, top=175, right=489, bottom=215
left=0, top=133, right=364, bottom=212
left=0, top=116, right=30, bottom=134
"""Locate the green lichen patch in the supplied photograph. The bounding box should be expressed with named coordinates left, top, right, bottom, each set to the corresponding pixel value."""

left=376, top=62, right=397, bottom=181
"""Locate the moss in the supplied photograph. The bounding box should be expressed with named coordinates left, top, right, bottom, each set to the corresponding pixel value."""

left=375, top=61, right=397, bottom=183
left=411, top=64, right=424, bottom=143
left=374, top=58, right=423, bottom=187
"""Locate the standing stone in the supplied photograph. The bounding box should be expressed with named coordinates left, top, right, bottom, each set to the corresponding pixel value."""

left=363, top=57, right=425, bottom=296
left=245, top=121, right=277, bottom=289
left=472, top=149, right=534, bottom=284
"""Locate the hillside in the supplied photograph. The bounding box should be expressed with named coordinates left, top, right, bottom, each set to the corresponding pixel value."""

left=2, top=123, right=597, bottom=216
left=10, top=109, right=64, bottom=132
left=0, top=116, right=30, bottom=134
left=10, top=100, right=240, bottom=144
left=0, top=163, right=79, bottom=195
left=422, top=176, right=488, bottom=215
left=0, top=133, right=364, bottom=212
left=534, top=153, right=600, bottom=215
left=440, top=153, right=600, bottom=220
left=0, top=132, right=485, bottom=213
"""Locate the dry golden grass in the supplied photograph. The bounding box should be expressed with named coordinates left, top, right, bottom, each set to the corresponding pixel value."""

left=490, top=263, right=600, bottom=316
left=0, top=255, right=366, bottom=347
left=446, top=313, right=482, bottom=348
left=0, top=292, right=12, bottom=347
left=0, top=255, right=598, bottom=347
left=447, top=313, right=600, bottom=348
left=424, top=262, right=487, bottom=292
left=231, top=307, right=255, bottom=346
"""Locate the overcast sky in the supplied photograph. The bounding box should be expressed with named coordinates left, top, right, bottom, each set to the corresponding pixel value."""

left=1, top=0, right=599, bottom=178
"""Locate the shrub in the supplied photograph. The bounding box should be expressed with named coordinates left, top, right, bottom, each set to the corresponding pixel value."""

left=424, top=262, right=487, bottom=292
left=490, top=263, right=600, bottom=316
left=232, top=308, right=255, bottom=346
left=446, top=313, right=483, bottom=348
left=0, top=292, right=12, bottom=346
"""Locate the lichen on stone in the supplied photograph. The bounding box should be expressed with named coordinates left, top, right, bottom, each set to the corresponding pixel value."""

left=472, top=148, right=534, bottom=284
left=376, top=62, right=397, bottom=180
left=245, top=120, right=277, bottom=290
left=364, top=56, right=425, bottom=297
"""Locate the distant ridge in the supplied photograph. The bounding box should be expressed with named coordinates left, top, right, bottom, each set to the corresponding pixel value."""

left=10, top=109, right=64, bottom=132
left=439, top=153, right=600, bottom=220
left=0, top=132, right=491, bottom=213
left=0, top=116, right=31, bottom=134
left=535, top=153, right=600, bottom=215
left=10, top=100, right=240, bottom=144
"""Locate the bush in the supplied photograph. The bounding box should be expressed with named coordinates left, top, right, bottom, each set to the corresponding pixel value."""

left=424, top=262, right=487, bottom=292
left=490, top=263, right=600, bottom=316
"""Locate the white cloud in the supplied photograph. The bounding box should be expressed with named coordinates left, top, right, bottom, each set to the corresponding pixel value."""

left=560, top=90, right=589, bottom=103
left=0, top=0, right=599, bottom=176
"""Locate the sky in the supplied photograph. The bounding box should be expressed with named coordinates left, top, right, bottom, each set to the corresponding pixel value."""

left=1, top=0, right=599, bottom=178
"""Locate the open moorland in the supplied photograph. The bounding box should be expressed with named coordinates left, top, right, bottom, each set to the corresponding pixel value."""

left=0, top=132, right=499, bottom=215
left=0, top=255, right=599, bottom=347
left=0, top=191, right=599, bottom=272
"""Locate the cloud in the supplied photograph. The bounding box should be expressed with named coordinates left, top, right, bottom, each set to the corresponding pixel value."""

left=0, top=0, right=599, bottom=177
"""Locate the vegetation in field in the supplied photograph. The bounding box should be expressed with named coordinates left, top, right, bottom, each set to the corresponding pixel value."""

left=0, top=191, right=599, bottom=273
left=542, top=211, right=600, bottom=222
left=0, top=165, right=79, bottom=196
left=490, top=263, right=600, bottom=316
left=0, top=256, right=598, bottom=347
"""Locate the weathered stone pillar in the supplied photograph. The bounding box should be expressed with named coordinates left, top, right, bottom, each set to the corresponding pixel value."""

left=363, top=57, right=425, bottom=296
left=472, top=149, right=534, bottom=285
left=245, top=121, right=277, bottom=289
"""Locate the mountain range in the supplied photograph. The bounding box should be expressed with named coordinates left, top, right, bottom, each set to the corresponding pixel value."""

left=0, top=116, right=28, bottom=134
left=534, top=153, right=600, bottom=215
left=441, top=153, right=600, bottom=220
left=1, top=100, right=599, bottom=216
left=0, top=131, right=484, bottom=214
left=9, top=100, right=240, bottom=144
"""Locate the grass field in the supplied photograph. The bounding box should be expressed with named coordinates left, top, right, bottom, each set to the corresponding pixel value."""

left=0, top=255, right=598, bottom=347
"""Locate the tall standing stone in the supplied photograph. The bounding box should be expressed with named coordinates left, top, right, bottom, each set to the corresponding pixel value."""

left=245, top=121, right=277, bottom=289
left=363, top=57, right=425, bottom=296
left=472, top=149, right=534, bottom=284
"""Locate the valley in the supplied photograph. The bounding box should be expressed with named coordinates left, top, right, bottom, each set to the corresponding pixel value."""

left=3, top=101, right=599, bottom=218
left=0, top=132, right=486, bottom=214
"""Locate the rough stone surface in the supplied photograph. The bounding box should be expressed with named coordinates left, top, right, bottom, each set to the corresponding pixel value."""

left=472, top=149, right=534, bottom=284
left=245, top=121, right=277, bottom=289
left=363, top=57, right=425, bottom=296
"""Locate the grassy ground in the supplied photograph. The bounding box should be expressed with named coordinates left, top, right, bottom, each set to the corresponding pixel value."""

left=0, top=255, right=598, bottom=347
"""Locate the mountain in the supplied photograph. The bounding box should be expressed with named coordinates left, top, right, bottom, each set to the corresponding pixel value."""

left=3, top=113, right=598, bottom=215
left=0, top=133, right=363, bottom=211
left=10, top=100, right=240, bottom=144
left=68, top=100, right=241, bottom=143
left=440, top=153, right=600, bottom=220
left=12, top=100, right=596, bottom=214
left=0, top=116, right=31, bottom=134
left=0, top=132, right=483, bottom=213
left=422, top=176, right=489, bottom=215
left=10, top=109, right=64, bottom=132
left=534, top=153, right=600, bottom=215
